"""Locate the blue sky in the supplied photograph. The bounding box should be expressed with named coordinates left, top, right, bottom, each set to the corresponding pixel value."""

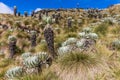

left=0, top=0, right=120, bottom=14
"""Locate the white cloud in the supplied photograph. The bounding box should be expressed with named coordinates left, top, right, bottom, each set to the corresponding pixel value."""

left=0, top=2, right=13, bottom=14
left=35, top=8, right=42, bottom=12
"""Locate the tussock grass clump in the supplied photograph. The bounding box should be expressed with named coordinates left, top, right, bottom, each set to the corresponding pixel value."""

left=111, top=69, right=120, bottom=79
left=58, top=52, right=99, bottom=70
left=29, top=48, right=36, bottom=53
left=94, top=23, right=109, bottom=36
left=65, top=32, right=77, bottom=38
left=0, top=69, right=6, bottom=79
left=21, top=69, right=59, bottom=80
left=0, top=59, right=13, bottom=68
left=16, top=31, right=29, bottom=39
left=55, top=52, right=108, bottom=80
left=111, top=25, right=120, bottom=34
left=2, top=30, right=12, bottom=40
left=35, top=43, right=47, bottom=52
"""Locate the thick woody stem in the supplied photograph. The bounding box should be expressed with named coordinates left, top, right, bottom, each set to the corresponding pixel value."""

left=44, top=24, right=57, bottom=59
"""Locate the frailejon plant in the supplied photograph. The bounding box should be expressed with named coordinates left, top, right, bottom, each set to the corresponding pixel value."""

left=21, top=52, right=32, bottom=60
left=58, top=28, right=98, bottom=55
left=55, top=13, right=59, bottom=24
left=78, top=27, right=98, bottom=40
left=78, top=32, right=86, bottom=38
left=44, top=21, right=57, bottom=58
left=18, top=12, right=21, bottom=16
left=112, top=39, right=120, bottom=49
left=45, top=11, right=48, bottom=16
left=14, top=6, right=17, bottom=16
left=35, top=52, right=48, bottom=62
left=52, top=18, right=56, bottom=24
left=30, top=30, right=37, bottom=47
left=35, top=52, right=52, bottom=66
left=52, top=13, right=55, bottom=18
left=87, top=33, right=98, bottom=40
left=76, top=38, right=86, bottom=48
left=8, top=36, right=17, bottom=58
left=31, top=11, right=35, bottom=17
left=82, top=27, right=92, bottom=34
left=57, top=12, right=61, bottom=18
left=5, top=66, right=24, bottom=79
left=77, top=19, right=83, bottom=25
left=24, top=11, right=28, bottom=17
left=67, top=17, right=72, bottom=28
left=76, top=39, right=91, bottom=48
left=76, top=38, right=96, bottom=50
left=58, top=45, right=72, bottom=56
left=40, top=39, right=46, bottom=43
left=23, top=56, right=41, bottom=68
left=42, top=15, right=52, bottom=24
left=62, top=37, right=77, bottom=46
left=38, top=13, right=42, bottom=20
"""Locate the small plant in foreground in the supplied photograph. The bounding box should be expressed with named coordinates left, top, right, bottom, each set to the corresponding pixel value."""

left=5, top=66, right=24, bottom=79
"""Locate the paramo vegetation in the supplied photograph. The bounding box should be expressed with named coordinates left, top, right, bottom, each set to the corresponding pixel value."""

left=0, top=4, right=120, bottom=80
